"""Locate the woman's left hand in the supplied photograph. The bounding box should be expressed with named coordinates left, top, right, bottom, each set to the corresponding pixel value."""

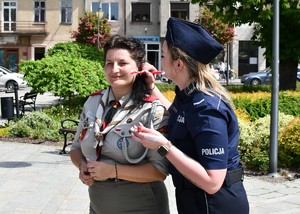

left=131, top=123, right=168, bottom=150
left=86, top=160, right=114, bottom=181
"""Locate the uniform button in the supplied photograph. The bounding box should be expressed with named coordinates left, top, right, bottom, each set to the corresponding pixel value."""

left=126, top=118, right=133, bottom=123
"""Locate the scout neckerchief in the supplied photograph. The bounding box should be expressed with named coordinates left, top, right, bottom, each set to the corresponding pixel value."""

left=94, top=88, right=133, bottom=158
left=93, top=88, right=158, bottom=163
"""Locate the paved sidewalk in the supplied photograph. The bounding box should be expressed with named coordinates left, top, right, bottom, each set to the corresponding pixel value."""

left=0, top=141, right=300, bottom=214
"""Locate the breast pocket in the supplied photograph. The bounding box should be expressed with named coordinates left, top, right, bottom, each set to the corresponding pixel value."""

left=113, top=124, right=132, bottom=138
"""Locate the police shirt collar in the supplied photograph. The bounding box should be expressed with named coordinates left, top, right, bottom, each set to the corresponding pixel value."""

left=175, top=83, right=197, bottom=101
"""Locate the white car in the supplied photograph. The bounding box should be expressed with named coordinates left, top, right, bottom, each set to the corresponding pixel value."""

left=0, top=66, right=27, bottom=90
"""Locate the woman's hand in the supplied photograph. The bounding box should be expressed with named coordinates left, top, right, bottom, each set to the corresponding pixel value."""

left=131, top=123, right=168, bottom=150
left=87, top=160, right=115, bottom=181
left=79, top=161, right=95, bottom=186
left=142, top=62, right=157, bottom=89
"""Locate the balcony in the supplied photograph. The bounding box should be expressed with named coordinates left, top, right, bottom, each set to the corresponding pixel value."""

left=0, top=21, right=48, bottom=35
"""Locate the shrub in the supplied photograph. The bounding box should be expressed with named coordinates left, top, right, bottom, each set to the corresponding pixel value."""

left=8, top=111, right=61, bottom=141
left=19, top=42, right=109, bottom=106
left=226, top=84, right=271, bottom=93
left=238, top=112, right=294, bottom=172
left=0, top=127, right=10, bottom=136
left=42, top=97, right=85, bottom=119
left=71, top=11, right=111, bottom=48
left=232, top=91, right=300, bottom=121
left=278, top=117, right=300, bottom=169
left=237, top=119, right=255, bottom=165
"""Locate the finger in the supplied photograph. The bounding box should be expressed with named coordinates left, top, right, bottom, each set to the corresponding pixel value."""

left=140, top=132, right=163, bottom=142
left=86, top=160, right=95, bottom=168
left=136, top=123, right=153, bottom=134
left=87, top=167, right=94, bottom=173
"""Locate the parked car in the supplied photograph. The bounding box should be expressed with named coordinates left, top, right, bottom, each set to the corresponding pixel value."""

left=241, top=67, right=272, bottom=85
left=0, top=66, right=27, bottom=90
left=297, top=65, right=300, bottom=82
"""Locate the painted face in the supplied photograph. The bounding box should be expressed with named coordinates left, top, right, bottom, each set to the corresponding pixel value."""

left=161, top=41, right=174, bottom=81
left=104, top=48, right=138, bottom=89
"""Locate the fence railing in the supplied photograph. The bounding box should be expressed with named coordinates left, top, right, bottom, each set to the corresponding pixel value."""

left=0, top=21, right=47, bottom=34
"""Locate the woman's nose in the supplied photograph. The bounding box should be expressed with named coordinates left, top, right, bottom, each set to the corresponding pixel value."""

left=111, top=63, right=120, bottom=73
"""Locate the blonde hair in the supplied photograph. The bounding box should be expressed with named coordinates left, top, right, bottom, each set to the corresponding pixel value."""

left=168, top=43, right=232, bottom=105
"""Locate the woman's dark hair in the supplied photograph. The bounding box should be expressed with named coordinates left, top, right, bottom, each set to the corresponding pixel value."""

left=104, top=35, right=150, bottom=108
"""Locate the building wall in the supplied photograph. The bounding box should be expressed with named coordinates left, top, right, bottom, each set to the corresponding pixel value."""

left=0, top=0, right=84, bottom=68
left=160, top=1, right=199, bottom=38
left=234, top=24, right=266, bottom=75
left=32, top=0, right=84, bottom=50
left=85, top=0, right=123, bottom=35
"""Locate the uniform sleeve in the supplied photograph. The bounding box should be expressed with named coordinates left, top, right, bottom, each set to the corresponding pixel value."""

left=145, top=101, right=170, bottom=175
left=187, top=107, right=228, bottom=170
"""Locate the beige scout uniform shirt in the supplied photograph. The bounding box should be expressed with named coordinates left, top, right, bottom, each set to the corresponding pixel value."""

left=71, top=88, right=169, bottom=175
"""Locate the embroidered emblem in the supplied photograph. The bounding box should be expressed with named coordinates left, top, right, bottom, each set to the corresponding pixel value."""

left=117, top=137, right=129, bottom=149
left=83, top=118, right=89, bottom=129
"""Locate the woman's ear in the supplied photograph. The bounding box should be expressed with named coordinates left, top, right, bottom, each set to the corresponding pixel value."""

left=175, top=59, right=184, bottom=72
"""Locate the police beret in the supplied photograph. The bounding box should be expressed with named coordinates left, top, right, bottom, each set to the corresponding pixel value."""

left=165, top=17, right=223, bottom=64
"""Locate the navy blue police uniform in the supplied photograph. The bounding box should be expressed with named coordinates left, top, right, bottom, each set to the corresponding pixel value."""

left=168, top=85, right=249, bottom=214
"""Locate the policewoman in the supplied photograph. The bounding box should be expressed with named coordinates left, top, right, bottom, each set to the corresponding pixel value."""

left=70, top=35, right=170, bottom=214
left=132, top=17, right=249, bottom=214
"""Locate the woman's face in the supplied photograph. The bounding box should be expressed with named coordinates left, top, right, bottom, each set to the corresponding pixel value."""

left=161, top=41, right=175, bottom=80
left=104, top=48, right=138, bottom=89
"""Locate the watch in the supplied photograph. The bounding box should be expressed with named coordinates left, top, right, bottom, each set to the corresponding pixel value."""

left=157, top=142, right=172, bottom=157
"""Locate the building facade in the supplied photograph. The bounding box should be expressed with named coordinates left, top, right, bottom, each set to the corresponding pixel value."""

left=85, top=0, right=265, bottom=76
left=0, top=0, right=265, bottom=76
left=0, top=0, right=84, bottom=72
left=85, top=0, right=200, bottom=72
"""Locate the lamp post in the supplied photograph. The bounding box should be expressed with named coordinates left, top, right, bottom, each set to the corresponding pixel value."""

left=97, top=1, right=104, bottom=49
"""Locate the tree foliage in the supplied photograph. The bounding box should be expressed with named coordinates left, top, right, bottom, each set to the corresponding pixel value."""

left=71, top=11, right=111, bottom=48
left=192, top=0, right=300, bottom=90
left=19, top=42, right=108, bottom=103
left=195, top=6, right=235, bottom=46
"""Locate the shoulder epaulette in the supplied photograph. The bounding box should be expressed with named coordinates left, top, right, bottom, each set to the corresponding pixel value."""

left=144, top=95, right=158, bottom=102
left=89, top=90, right=103, bottom=96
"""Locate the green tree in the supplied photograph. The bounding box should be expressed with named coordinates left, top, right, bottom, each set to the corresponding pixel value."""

left=196, top=6, right=235, bottom=46
left=192, top=0, right=300, bottom=90
left=71, top=11, right=111, bottom=48
left=19, top=42, right=108, bottom=104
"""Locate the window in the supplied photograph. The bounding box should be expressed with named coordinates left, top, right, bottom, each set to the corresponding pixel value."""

left=170, top=2, right=189, bottom=20
left=34, top=47, right=46, bottom=60
left=3, top=1, right=17, bottom=32
left=132, top=3, right=150, bottom=22
left=61, top=0, right=72, bottom=24
left=34, top=1, right=45, bottom=22
left=92, top=2, right=119, bottom=21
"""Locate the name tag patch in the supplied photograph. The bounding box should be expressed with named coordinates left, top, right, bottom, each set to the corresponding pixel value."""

left=202, top=148, right=225, bottom=155
left=177, top=115, right=185, bottom=123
